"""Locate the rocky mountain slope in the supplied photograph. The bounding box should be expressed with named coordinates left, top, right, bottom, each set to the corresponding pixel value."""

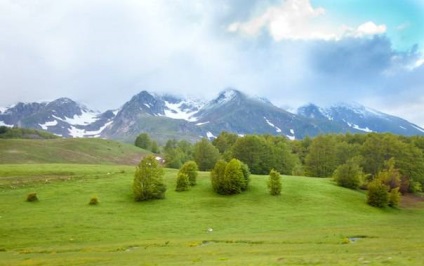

left=1, top=89, right=423, bottom=142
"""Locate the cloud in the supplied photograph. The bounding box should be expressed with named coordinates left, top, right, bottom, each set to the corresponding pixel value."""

left=228, top=0, right=386, bottom=41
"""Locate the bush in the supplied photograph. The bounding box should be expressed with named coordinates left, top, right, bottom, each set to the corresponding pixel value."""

left=211, top=159, right=248, bottom=195
left=179, top=161, right=198, bottom=186
left=211, top=160, right=227, bottom=194
left=89, top=196, right=99, bottom=205
left=223, top=159, right=245, bottom=195
left=388, top=187, right=401, bottom=207
left=268, top=169, right=282, bottom=196
left=133, top=155, right=166, bottom=201
left=26, top=192, right=38, bottom=202
left=240, top=162, right=251, bottom=191
left=175, top=172, right=190, bottom=192
left=333, top=160, right=363, bottom=189
left=367, top=179, right=389, bottom=208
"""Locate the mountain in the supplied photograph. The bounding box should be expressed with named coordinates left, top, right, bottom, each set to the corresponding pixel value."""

left=0, top=98, right=114, bottom=138
left=1, top=89, right=424, bottom=142
left=297, top=103, right=424, bottom=136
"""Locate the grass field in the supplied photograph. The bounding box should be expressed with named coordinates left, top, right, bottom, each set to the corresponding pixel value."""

left=0, top=164, right=423, bottom=265
left=0, top=138, right=149, bottom=165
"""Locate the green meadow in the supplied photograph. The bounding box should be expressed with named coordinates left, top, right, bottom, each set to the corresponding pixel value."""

left=1, top=163, right=423, bottom=265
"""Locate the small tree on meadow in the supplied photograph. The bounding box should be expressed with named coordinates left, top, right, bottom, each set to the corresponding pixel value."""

left=366, top=179, right=389, bottom=208
left=333, top=158, right=364, bottom=189
left=133, top=155, right=166, bottom=201
left=268, top=169, right=282, bottom=196
left=223, top=158, right=245, bottom=195
left=388, top=187, right=401, bottom=207
left=240, top=162, right=251, bottom=191
left=175, top=172, right=190, bottom=192
left=179, top=161, right=198, bottom=186
left=211, top=160, right=227, bottom=194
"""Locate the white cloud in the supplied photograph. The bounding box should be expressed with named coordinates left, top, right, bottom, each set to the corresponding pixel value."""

left=356, top=21, right=387, bottom=36
left=228, top=0, right=386, bottom=41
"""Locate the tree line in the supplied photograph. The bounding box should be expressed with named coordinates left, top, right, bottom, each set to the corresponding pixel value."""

left=134, top=132, right=424, bottom=207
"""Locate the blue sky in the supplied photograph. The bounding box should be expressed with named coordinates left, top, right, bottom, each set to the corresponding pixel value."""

left=0, top=0, right=423, bottom=126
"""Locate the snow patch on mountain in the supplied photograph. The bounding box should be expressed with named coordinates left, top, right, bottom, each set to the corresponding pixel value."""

left=347, top=122, right=373, bottom=132
left=0, top=121, right=13, bottom=127
left=0, top=107, right=6, bottom=114
left=264, top=117, right=282, bottom=133
left=63, top=111, right=99, bottom=125
left=196, top=121, right=209, bottom=126
left=206, top=131, right=216, bottom=139
left=164, top=101, right=199, bottom=122
left=39, top=120, right=58, bottom=130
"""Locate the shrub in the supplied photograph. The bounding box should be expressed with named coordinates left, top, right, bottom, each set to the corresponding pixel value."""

left=89, top=196, right=99, bottom=205
left=223, top=159, right=245, bottom=195
left=388, top=187, right=401, bottom=207
left=211, top=160, right=227, bottom=194
left=333, top=160, right=363, bottom=189
left=367, top=179, right=389, bottom=208
left=175, top=172, right=190, bottom=192
left=179, top=161, right=198, bottom=186
left=240, top=162, right=251, bottom=191
left=268, top=169, right=282, bottom=196
left=133, top=155, right=166, bottom=201
left=26, top=192, right=38, bottom=202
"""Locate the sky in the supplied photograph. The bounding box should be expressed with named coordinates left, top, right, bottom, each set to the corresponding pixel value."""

left=1, top=0, right=424, bottom=126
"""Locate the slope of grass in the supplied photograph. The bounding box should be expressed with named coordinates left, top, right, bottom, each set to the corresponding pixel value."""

left=0, top=164, right=423, bottom=265
left=0, top=126, right=59, bottom=139
left=0, top=138, right=150, bottom=165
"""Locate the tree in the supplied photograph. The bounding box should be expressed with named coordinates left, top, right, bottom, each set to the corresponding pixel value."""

left=194, top=138, right=220, bottom=171
left=211, top=159, right=248, bottom=195
left=366, top=179, right=389, bottom=208
left=179, top=161, right=198, bottom=186
left=231, top=135, right=273, bottom=174
left=175, top=172, right=190, bottom=192
left=133, top=155, right=166, bottom=201
left=211, top=160, right=227, bottom=194
left=304, top=135, right=338, bottom=177
left=388, top=187, right=401, bottom=207
left=240, top=162, right=251, bottom=191
left=135, top=133, right=151, bottom=150
left=268, top=169, right=282, bottom=196
left=333, top=158, right=364, bottom=189
left=223, top=159, right=246, bottom=195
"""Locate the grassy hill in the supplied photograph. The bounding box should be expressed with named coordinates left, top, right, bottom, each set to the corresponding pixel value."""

left=0, top=138, right=150, bottom=165
left=0, top=165, right=423, bottom=265
left=0, top=126, right=58, bottom=139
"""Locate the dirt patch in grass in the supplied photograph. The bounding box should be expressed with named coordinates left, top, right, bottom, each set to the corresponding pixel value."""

left=400, top=194, right=424, bottom=209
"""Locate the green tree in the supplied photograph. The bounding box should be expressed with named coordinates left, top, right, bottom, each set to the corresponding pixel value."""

left=211, top=160, right=227, bottom=194
left=221, top=159, right=246, bottom=195
left=135, top=133, right=151, bottom=150
left=133, top=155, right=166, bottom=201
left=175, top=172, right=190, bottom=192
left=150, top=140, right=160, bottom=153
left=179, top=161, right=198, bottom=186
left=268, top=169, right=282, bottom=196
left=366, top=179, right=389, bottom=208
left=240, top=162, right=251, bottom=191
left=304, top=135, right=338, bottom=177
left=231, top=135, right=273, bottom=174
left=194, top=138, right=220, bottom=171
left=388, top=187, right=401, bottom=207
left=332, top=158, right=364, bottom=189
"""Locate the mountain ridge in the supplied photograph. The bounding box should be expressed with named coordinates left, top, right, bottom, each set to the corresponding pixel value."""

left=1, top=89, right=423, bottom=142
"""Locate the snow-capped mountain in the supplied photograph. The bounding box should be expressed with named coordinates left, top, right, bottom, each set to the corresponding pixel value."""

left=297, top=103, right=424, bottom=136
left=0, top=98, right=114, bottom=138
left=1, top=89, right=424, bottom=142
